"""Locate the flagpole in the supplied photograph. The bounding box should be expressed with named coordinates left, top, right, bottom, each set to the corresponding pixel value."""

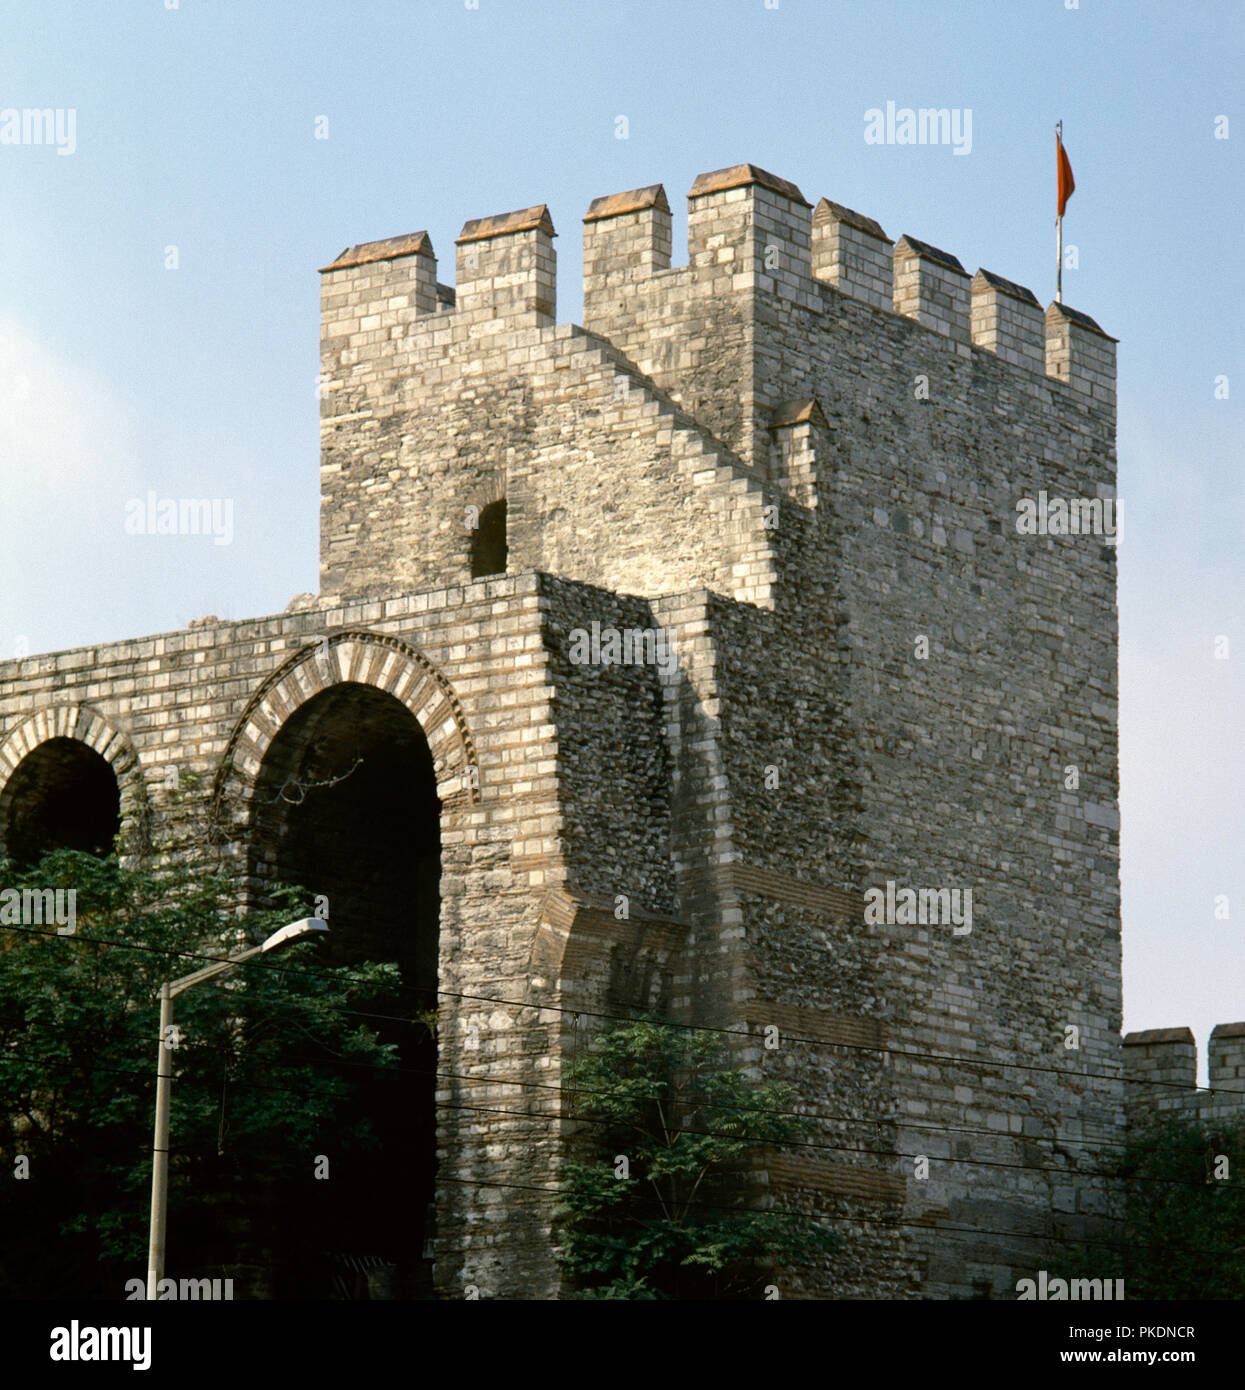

left=1057, top=215, right=1063, bottom=304
left=1055, top=121, right=1063, bottom=304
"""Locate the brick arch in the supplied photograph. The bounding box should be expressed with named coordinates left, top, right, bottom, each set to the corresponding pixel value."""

left=211, top=630, right=479, bottom=841
left=0, top=704, right=148, bottom=855
left=470, top=472, right=506, bottom=511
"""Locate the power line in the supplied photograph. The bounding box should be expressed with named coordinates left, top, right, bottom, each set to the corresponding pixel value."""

left=4, top=889, right=1240, bottom=1273
left=14, top=1080, right=1245, bottom=1264
left=9, top=1031, right=1242, bottom=1200
left=4, top=920, right=1238, bottom=1185
left=0, top=966, right=1138, bottom=1156
left=7, top=1013, right=1242, bottom=1255
left=432, top=1173, right=1245, bottom=1264
left=3, top=917, right=1232, bottom=1103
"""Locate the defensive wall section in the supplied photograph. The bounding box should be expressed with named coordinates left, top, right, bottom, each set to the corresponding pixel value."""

left=4, top=162, right=1233, bottom=1298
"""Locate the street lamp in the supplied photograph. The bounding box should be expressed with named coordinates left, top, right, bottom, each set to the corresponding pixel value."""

left=146, top=917, right=328, bottom=1301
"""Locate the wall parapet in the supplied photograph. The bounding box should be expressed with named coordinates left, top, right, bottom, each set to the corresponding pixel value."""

left=582, top=184, right=672, bottom=309
left=580, top=164, right=1117, bottom=402
left=319, top=163, right=1118, bottom=412
left=892, top=234, right=971, bottom=346
left=1046, top=301, right=1117, bottom=410
left=455, top=203, right=557, bottom=332
left=1124, top=1022, right=1245, bottom=1118
left=811, top=197, right=892, bottom=312
left=971, top=268, right=1044, bottom=372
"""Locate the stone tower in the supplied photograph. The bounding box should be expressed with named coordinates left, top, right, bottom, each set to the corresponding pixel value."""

left=1, top=163, right=1129, bottom=1298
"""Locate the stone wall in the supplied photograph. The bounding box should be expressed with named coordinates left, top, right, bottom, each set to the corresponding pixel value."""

left=0, top=575, right=669, bottom=1298
left=1123, top=1024, right=1245, bottom=1123
left=577, top=163, right=1122, bottom=1297
left=0, top=159, right=1136, bottom=1299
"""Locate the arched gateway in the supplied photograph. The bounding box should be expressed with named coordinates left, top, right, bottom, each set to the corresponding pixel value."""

left=211, top=632, right=479, bottom=1296
left=0, top=705, right=145, bottom=864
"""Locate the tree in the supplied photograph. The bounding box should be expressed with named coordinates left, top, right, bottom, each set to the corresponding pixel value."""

left=554, top=1016, right=837, bottom=1299
left=0, top=849, right=405, bottom=1298
left=1110, top=1111, right=1245, bottom=1299
left=1045, top=1111, right=1245, bottom=1299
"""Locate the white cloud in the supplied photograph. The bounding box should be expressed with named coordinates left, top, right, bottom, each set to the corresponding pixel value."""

left=0, top=318, right=312, bottom=655
left=0, top=318, right=150, bottom=655
left=0, top=315, right=137, bottom=488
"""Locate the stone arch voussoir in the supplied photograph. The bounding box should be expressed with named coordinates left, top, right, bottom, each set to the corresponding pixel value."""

left=211, top=630, right=480, bottom=844
left=0, top=703, right=149, bottom=856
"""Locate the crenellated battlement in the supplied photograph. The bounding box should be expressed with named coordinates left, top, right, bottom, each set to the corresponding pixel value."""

left=583, top=183, right=671, bottom=289
left=971, top=268, right=1045, bottom=373
left=456, top=204, right=556, bottom=332
left=319, top=162, right=1116, bottom=424
left=317, top=159, right=1122, bottom=589
left=811, top=197, right=892, bottom=311
left=578, top=163, right=1115, bottom=405
left=319, top=204, right=557, bottom=361
left=320, top=230, right=442, bottom=350
left=1123, top=1023, right=1245, bottom=1120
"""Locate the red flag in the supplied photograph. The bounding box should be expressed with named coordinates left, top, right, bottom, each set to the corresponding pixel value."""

left=1056, top=132, right=1075, bottom=219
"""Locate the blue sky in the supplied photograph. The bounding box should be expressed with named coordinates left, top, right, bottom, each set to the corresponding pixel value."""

left=0, top=0, right=1241, bottom=1077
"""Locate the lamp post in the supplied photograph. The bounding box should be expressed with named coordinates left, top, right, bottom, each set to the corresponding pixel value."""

left=146, top=917, right=327, bottom=1301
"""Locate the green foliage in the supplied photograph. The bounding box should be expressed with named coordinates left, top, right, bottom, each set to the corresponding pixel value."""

left=0, top=850, right=399, bottom=1297
left=554, top=1017, right=837, bottom=1299
left=1047, top=1111, right=1245, bottom=1299
left=1110, top=1112, right=1245, bottom=1298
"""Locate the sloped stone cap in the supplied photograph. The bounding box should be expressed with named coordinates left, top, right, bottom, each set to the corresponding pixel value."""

left=813, top=197, right=888, bottom=241
left=972, top=267, right=1040, bottom=307
left=319, top=231, right=434, bottom=273
left=1123, top=1027, right=1195, bottom=1046
left=1210, top=1021, right=1245, bottom=1039
left=895, top=235, right=969, bottom=276
left=456, top=205, right=556, bottom=244
left=584, top=184, right=670, bottom=223
left=771, top=397, right=828, bottom=429
left=1046, top=301, right=1118, bottom=342
left=688, top=163, right=811, bottom=207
